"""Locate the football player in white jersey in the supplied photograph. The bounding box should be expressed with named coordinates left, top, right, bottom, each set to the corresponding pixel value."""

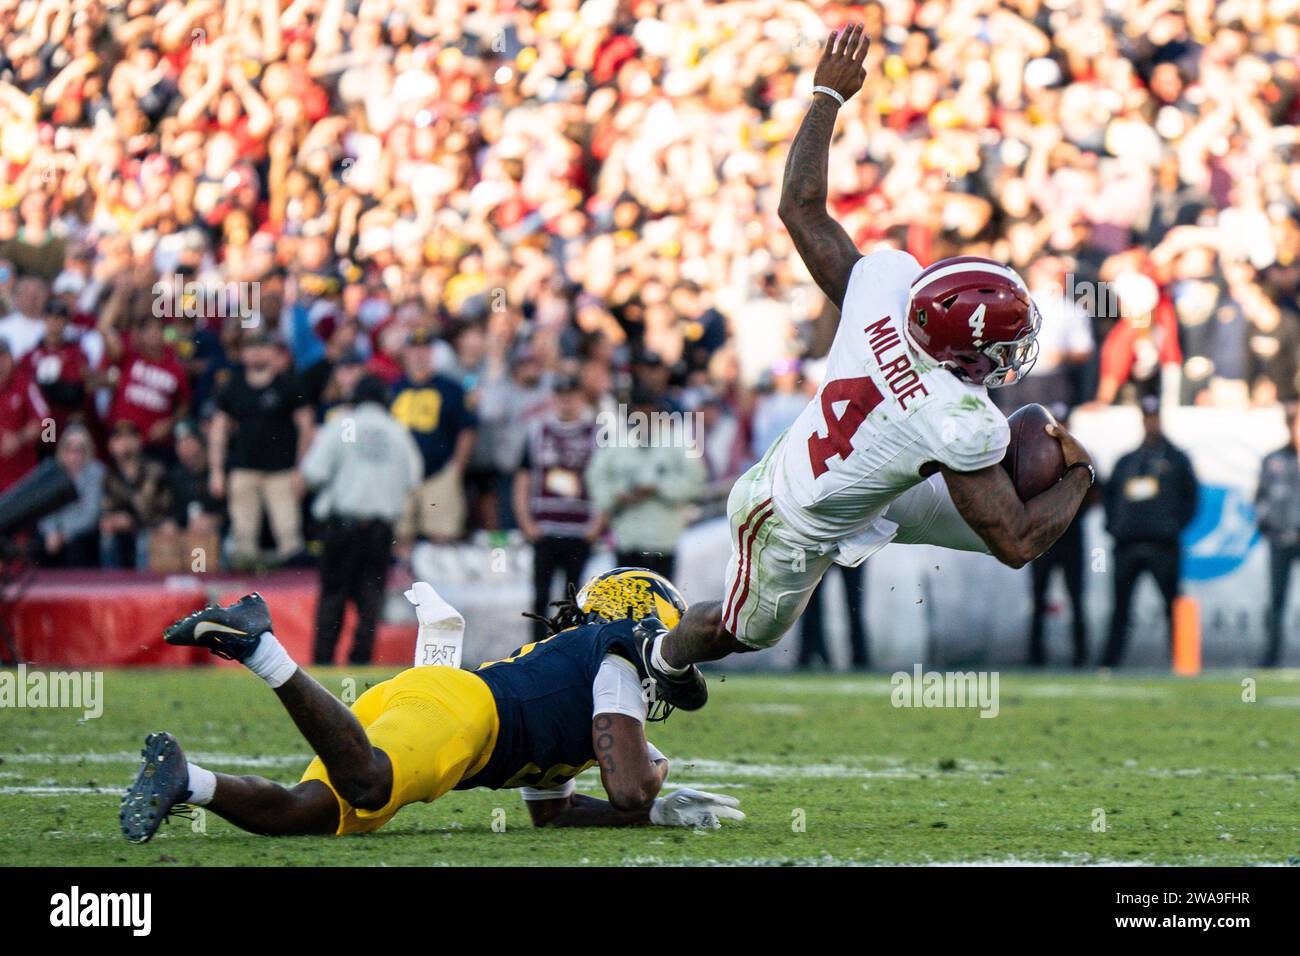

left=636, top=24, right=1096, bottom=710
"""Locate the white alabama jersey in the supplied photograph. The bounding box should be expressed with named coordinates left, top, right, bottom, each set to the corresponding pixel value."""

left=771, top=249, right=1010, bottom=543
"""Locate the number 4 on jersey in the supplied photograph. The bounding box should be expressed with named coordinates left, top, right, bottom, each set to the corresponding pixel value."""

left=807, top=376, right=884, bottom=478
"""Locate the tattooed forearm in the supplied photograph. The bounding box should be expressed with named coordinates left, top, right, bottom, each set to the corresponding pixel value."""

left=944, top=464, right=1090, bottom=569
left=593, top=713, right=616, bottom=773
left=777, top=97, right=862, bottom=307
left=781, top=96, right=839, bottom=210
left=1021, top=467, right=1092, bottom=560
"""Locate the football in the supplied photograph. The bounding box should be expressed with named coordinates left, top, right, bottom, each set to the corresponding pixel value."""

left=1000, top=404, right=1067, bottom=501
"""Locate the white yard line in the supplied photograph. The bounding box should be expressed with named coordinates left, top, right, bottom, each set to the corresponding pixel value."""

left=749, top=679, right=1174, bottom=701
left=617, top=853, right=1160, bottom=867
left=5, top=752, right=1293, bottom=785
left=1, top=751, right=307, bottom=768
left=1, top=785, right=123, bottom=795
left=736, top=703, right=808, bottom=715
left=650, top=757, right=998, bottom=779
left=1012, top=684, right=1171, bottom=700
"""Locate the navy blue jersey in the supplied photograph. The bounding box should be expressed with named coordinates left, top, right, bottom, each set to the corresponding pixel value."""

left=389, top=374, right=476, bottom=476
left=457, top=619, right=651, bottom=791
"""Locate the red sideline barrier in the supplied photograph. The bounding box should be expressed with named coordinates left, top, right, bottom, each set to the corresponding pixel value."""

left=6, top=574, right=210, bottom=667
left=6, top=570, right=416, bottom=668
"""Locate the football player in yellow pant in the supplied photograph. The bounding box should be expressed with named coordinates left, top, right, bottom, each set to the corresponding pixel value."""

left=120, top=569, right=743, bottom=841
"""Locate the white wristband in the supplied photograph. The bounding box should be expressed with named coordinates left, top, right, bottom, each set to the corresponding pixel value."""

left=813, top=86, right=846, bottom=107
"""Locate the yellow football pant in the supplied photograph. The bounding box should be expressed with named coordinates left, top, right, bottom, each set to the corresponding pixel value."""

left=300, top=666, right=499, bottom=835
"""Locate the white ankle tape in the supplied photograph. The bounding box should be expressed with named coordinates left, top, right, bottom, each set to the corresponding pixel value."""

left=185, top=762, right=216, bottom=806
left=245, top=632, right=298, bottom=688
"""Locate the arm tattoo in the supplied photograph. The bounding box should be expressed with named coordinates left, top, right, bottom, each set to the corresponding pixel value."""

left=945, top=465, right=1091, bottom=568
left=778, top=96, right=861, bottom=307
left=1019, top=468, right=1093, bottom=559
left=593, top=713, right=615, bottom=773
left=782, top=98, right=838, bottom=208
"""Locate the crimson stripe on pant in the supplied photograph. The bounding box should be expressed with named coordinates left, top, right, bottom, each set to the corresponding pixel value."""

left=722, top=498, right=770, bottom=618
left=724, top=501, right=775, bottom=636
left=721, top=497, right=772, bottom=630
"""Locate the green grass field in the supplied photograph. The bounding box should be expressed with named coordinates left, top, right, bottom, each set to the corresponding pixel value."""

left=3, top=667, right=1299, bottom=866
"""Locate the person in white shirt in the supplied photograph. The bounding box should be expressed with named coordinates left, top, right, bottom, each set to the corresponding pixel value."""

left=300, top=374, right=423, bottom=664
left=0, top=275, right=50, bottom=360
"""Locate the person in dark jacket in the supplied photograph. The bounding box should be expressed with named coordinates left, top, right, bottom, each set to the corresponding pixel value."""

left=1099, top=396, right=1199, bottom=667
left=1254, top=402, right=1300, bottom=666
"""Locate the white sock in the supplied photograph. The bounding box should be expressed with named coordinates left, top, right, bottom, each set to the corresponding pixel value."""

left=185, top=762, right=216, bottom=806
left=244, top=631, right=298, bottom=688
left=652, top=632, right=688, bottom=678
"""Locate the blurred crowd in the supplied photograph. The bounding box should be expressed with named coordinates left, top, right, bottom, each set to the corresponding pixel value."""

left=2, top=0, right=1300, bottom=577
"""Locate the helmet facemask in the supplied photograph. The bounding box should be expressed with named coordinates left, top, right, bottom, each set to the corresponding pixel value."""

left=978, top=305, right=1042, bottom=389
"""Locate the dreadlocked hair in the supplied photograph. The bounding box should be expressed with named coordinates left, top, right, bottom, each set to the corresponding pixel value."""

left=519, top=584, right=677, bottom=722
left=521, top=585, right=589, bottom=636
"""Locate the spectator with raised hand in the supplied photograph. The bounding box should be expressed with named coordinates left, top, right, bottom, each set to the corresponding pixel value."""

left=1094, top=272, right=1181, bottom=407
left=0, top=337, right=48, bottom=495
left=98, top=282, right=192, bottom=463
left=22, top=299, right=88, bottom=448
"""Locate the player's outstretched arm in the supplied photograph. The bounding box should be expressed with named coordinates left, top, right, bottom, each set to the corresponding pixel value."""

left=593, top=712, right=668, bottom=811
left=777, top=23, right=869, bottom=308
left=525, top=792, right=658, bottom=828
left=526, top=713, right=667, bottom=827
left=939, top=424, right=1094, bottom=569
left=527, top=715, right=744, bottom=829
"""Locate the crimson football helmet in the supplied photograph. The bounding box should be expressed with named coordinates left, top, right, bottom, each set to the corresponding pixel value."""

left=903, top=256, right=1040, bottom=388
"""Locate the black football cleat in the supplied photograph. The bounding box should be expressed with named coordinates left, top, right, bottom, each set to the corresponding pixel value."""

left=634, top=618, right=708, bottom=715
left=164, top=592, right=272, bottom=662
left=120, top=732, right=194, bottom=844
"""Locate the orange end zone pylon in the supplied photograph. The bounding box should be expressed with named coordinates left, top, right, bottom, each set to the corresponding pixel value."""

left=1172, top=595, right=1201, bottom=676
